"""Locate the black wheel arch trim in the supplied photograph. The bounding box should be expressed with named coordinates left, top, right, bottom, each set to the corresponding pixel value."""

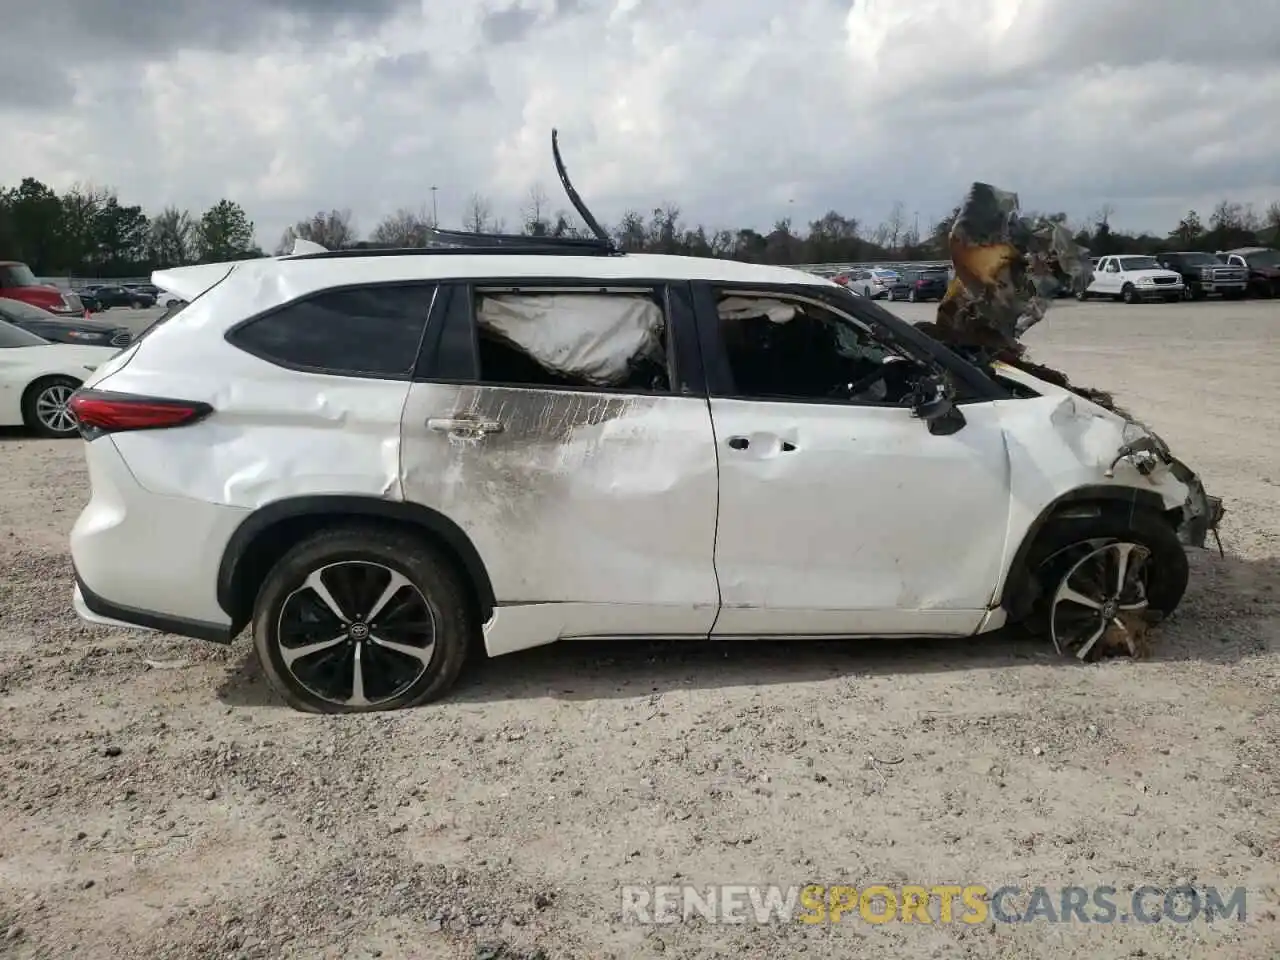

left=76, top=572, right=233, bottom=644
left=996, top=484, right=1171, bottom=616
left=216, top=495, right=497, bottom=633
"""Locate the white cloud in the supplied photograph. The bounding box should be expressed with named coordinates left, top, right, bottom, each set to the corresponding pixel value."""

left=1, top=0, right=1276, bottom=247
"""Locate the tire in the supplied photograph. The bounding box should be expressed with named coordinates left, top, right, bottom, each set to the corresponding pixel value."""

left=252, top=525, right=474, bottom=713
left=863, top=286, right=872, bottom=298
left=22, top=376, right=83, bottom=439
left=1021, top=506, right=1189, bottom=661
left=887, top=288, right=896, bottom=301
left=1182, top=284, right=1197, bottom=301
left=1121, top=284, right=1138, bottom=304
left=1075, top=288, right=1089, bottom=301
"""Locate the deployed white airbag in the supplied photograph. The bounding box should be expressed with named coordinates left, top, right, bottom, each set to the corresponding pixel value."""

left=717, top=297, right=797, bottom=323
left=476, top=293, right=665, bottom=386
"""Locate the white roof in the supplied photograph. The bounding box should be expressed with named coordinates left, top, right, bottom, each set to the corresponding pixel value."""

left=155, top=252, right=834, bottom=303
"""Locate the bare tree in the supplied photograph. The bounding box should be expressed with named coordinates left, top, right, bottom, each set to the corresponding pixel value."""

left=521, top=184, right=551, bottom=236
left=276, top=209, right=358, bottom=253
left=370, top=206, right=434, bottom=247
left=462, top=193, right=494, bottom=233
left=1265, top=201, right=1280, bottom=238
left=883, top=201, right=906, bottom=252
left=61, top=182, right=111, bottom=260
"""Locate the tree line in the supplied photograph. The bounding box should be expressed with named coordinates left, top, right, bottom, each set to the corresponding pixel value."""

left=3, top=176, right=1278, bottom=279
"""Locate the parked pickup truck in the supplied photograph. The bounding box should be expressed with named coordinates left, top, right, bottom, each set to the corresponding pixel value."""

left=1220, top=247, right=1280, bottom=298
left=1158, top=251, right=1247, bottom=300
left=1079, top=255, right=1184, bottom=304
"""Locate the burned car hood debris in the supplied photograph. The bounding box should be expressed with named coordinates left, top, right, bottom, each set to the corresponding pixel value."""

left=916, top=182, right=1125, bottom=414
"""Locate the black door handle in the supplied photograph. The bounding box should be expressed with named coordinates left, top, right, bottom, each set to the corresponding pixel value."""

left=727, top=436, right=749, bottom=450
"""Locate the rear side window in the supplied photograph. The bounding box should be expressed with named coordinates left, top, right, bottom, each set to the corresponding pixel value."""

left=228, top=284, right=435, bottom=379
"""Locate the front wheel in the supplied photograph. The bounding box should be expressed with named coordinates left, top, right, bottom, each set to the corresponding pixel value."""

left=251, top=526, right=473, bottom=713
left=887, top=289, right=896, bottom=301
left=22, top=376, right=82, bottom=438
left=1121, top=284, right=1138, bottom=304
left=1024, top=508, right=1189, bottom=661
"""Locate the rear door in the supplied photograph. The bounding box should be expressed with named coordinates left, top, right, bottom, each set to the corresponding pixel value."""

left=398, top=280, right=720, bottom=654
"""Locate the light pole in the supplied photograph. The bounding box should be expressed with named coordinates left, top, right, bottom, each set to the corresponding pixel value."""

left=431, top=186, right=438, bottom=227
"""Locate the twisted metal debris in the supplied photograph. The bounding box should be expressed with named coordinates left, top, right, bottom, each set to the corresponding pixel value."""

left=916, top=182, right=1127, bottom=415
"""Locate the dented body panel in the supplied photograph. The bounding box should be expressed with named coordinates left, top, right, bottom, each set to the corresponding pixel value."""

left=81, top=273, right=410, bottom=508
left=399, top=382, right=721, bottom=656
left=708, top=396, right=1011, bottom=636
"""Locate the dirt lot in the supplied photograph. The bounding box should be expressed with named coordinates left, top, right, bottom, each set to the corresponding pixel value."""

left=1, top=299, right=1277, bottom=959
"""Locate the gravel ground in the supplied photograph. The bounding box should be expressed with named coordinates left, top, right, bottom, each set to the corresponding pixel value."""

left=1, top=299, right=1277, bottom=959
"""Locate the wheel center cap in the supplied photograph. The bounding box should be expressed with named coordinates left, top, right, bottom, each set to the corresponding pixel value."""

left=1100, top=599, right=1119, bottom=620
left=348, top=622, right=370, bottom=641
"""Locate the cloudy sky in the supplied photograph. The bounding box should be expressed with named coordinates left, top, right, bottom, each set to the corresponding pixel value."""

left=5, top=0, right=1279, bottom=248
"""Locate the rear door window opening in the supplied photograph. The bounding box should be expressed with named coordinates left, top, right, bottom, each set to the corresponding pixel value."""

left=448, top=285, right=678, bottom=395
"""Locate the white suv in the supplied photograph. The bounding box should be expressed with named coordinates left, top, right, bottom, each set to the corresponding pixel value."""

left=68, top=233, right=1221, bottom=713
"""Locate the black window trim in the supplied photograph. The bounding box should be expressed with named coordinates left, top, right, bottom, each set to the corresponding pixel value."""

left=223, top=280, right=440, bottom=382
left=690, top=279, right=1008, bottom=408
left=409, top=276, right=708, bottom=399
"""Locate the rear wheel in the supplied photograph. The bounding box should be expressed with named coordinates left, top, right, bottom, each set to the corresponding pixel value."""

left=22, top=376, right=82, bottom=438
left=1023, top=508, right=1188, bottom=660
left=251, top=526, right=473, bottom=713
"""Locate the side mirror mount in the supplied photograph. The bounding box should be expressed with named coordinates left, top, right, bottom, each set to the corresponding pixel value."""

left=910, top=374, right=966, bottom=436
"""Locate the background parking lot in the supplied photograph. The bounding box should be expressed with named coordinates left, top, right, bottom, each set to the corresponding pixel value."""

left=0, top=299, right=1276, bottom=959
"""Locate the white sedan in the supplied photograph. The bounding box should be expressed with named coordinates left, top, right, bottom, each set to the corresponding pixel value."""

left=0, top=319, right=122, bottom=438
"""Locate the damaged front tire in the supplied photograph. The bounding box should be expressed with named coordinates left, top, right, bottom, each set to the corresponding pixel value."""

left=1023, top=508, right=1189, bottom=661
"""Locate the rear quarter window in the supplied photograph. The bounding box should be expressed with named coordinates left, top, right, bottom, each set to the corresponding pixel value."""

left=226, top=284, right=437, bottom=379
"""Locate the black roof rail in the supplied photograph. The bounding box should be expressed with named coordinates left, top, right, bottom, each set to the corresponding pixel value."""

left=282, top=235, right=621, bottom=261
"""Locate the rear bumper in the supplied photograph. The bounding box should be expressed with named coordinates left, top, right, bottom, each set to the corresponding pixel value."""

left=69, top=434, right=247, bottom=637
left=74, top=577, right=232, bottom=643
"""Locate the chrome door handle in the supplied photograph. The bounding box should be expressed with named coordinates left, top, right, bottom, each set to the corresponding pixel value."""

left=426, top=417, right=504, bottom=435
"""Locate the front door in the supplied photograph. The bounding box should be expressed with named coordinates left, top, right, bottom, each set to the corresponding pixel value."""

left=399, top=282, right=721, bottom=653
left=698, top=285, right=1014, bottom=638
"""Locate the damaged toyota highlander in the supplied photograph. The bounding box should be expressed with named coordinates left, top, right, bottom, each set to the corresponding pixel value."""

left=66, top=134, right=1222, bottom=713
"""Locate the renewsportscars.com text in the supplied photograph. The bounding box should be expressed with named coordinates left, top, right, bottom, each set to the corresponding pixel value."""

left=621, top=884, right=1249, bottom=925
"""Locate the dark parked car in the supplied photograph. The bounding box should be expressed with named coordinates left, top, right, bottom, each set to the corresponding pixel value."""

left=886, top=267, right=950, bottom=302
left=1158, top=251, right=1248, bottom=300
left=1220, top=247, right=1280, bottom=298
left=75, top=287, right=103, bottom=312
left=0, top=298, right=131, bottom=347
left=85, top=284, right=156, bottom=309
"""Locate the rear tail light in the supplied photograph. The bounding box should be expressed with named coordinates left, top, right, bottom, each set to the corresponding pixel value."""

left=67, top=389, right=213, bottom=439
left=916, top=279, right=925, bottom=287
